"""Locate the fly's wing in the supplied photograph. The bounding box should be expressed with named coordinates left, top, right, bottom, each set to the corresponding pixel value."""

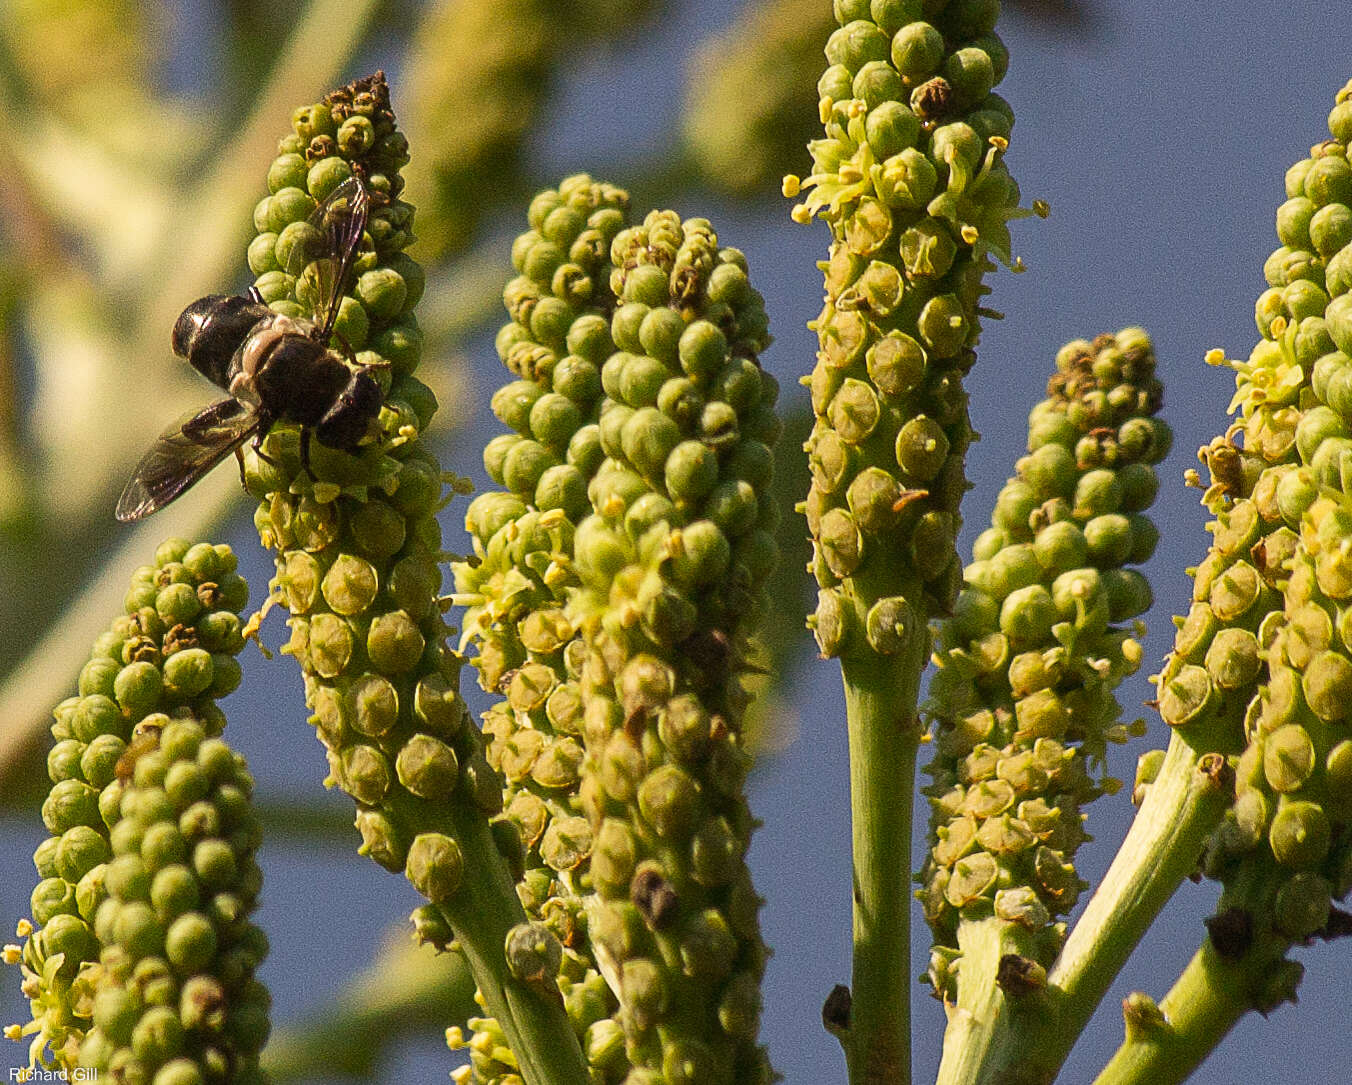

left=115, top=397, right=262, bottom=521
left=284, top=176, right=370, bottom=344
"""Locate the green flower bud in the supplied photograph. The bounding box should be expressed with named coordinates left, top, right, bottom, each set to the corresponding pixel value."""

left=895, top=415, right=951, bottom=483
left=819, top=508, right=864, bottom=578
left=1269, top=801, right=1331, bottom=869
left=43, top=911, right=98, bottom=971
left=396, top=734, right=460, bottom=801
left=267, top=185, right=316, bottom=231
left=150, top=865, right=199, bottom=921
left=341, top=744, right=392, bottom=804
left=826, top=18, right=891, bottom=69
left=115, top=661, right=165, bottom=719
left=34, top=835, right=62, bottom=878
left=1205, top=628, right=1261, bottom=690
left=1311, top=202, right=1352, bottom=257
left=405, top=832, right=464, bottom=903
left=44, top=779, right=101, bottom=833
left=366, top=610, right=426, bottom=674
left=890, top=21, right=944, bottom=82
left=847, top=466, right=903, bottom=536
left=1264, top=724, right=1316, bottom=792
left=1274, top=872, right=1332, bottom=940
left=504, top=921, right=562, bottom=988
left=355, top=808, right=405, bottom=872
left=162, top=649, right=214, bottom=698
left=1084, top=513, right=1133, bottom=567
left=1302, top=649, right=1352, bottom=721
left=865, top=596, right=918, bottom=655
left=31, top=878, right=77, bottom=924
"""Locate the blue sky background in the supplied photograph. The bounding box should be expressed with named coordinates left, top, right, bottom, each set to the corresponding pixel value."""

left=5, top=2, right=1352, bottom=1081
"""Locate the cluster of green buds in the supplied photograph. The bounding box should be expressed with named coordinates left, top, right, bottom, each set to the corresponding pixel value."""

left=567, top=212, right=778, bottom=1084
left=242, top=78, right=595, bottom=1079
left=79, top=713, right=270, bottom=1083
left=247, top=70, right=423, bottom=421
left=1190, top=83, right=1352, bottom=962
left=790, top=0, right=1030, bottom=658
left=1154, top=87, right=1352, bottom=758
left=1201, top=496, right=1352, bottom=945
left=455, top=176, right=778, bottom=1081
left=6, top=539, right=251, bottom=1075
left=683, top=0, right=838, bottom=195
left=453, top=174, right=633, bottom=1081
left=247, top=70, right=481, bottom=890
left=920, top=330, right=1170, bottom=995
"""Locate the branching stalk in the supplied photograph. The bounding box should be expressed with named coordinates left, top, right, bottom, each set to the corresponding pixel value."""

left=1048, top=732, right=1231, bottom=1013
left=1089, top=939, right=1277, bottom=1085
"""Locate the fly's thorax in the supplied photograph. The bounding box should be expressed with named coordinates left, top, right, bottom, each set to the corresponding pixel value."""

left=248, top=328, right=347, bottom=428
left=234, top=313, right=313, bottom=381
left=233, top=322, right=285, bottom=391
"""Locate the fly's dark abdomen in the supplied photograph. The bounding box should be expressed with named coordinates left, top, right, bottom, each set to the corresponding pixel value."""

left=174, top=295, right=272, bottom=388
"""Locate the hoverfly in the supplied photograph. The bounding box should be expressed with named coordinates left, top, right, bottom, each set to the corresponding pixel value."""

left=115, top=176, right=383, bottom=522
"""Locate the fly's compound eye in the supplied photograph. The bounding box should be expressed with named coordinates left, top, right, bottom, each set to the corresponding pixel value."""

left=315, top=373, right=383, bottom=450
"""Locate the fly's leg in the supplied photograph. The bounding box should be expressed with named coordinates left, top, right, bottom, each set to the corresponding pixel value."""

left=299, top=427, right=316, bottom=482
left=249, top=436, right=280, bottom=469
left=247, top=420, right=315, bottom=483
left=249, top=412, right=281, bottom=469
left=334, top=330, right=357, bottom=365
left=334, top=330, right=390, bottom=376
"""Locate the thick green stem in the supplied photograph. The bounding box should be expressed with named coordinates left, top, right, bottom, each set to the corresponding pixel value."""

left=1090, top=937, right=1281, bottom=1085
left=842, top=631, right=926, bottom=1085
left=934, top=918, right=1045, bottom=1085
left=438, top=807, right=589, bottom=1085
left=958, top=729, right=1230, bottom=1083
left=1048, top=731, right=1230, bottom=1017
left=1092, top=846, right=1298, bottom=1085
